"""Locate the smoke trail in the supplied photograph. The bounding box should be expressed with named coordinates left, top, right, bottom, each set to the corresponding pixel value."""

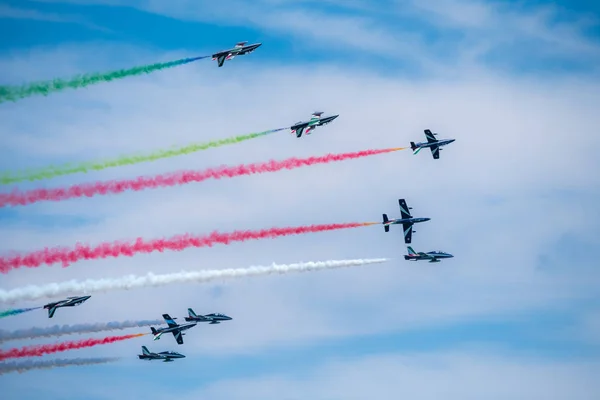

left=0, top=128, right=287, bottom=184
left=0, top=357, right=120, bottom=375
left=0, top=320, right=162, bottom=343
left=0, top=259, right=388, bottom=303
left=0, top=333, right=146, bottom=361
left=0, top=147, right=405, bottom=207
left=0, top=222, right=379, bottom=273
left=0, top=307, right=40, bottom=319
left=0, top=56, right=208, bottom=104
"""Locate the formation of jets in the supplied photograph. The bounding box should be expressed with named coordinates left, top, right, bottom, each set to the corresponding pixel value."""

left=382, top=198, right=454, bottom=262
left=26, top=43, right=457, bottom=367
left=140, top=310, right=233, bottom=361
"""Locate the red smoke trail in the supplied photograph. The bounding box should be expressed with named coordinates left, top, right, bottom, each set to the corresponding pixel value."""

left=0, top=147, right=405, bottom=208
left=0, top=222, right=378, bottom=273
left=0, top=333, right=145, bottom=361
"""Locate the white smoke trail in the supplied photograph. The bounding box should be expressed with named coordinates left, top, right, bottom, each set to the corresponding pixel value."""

left=0, top=320, right=163, bottom=343
left=0, top=258, right=389, bottom=303
left=0, top=357, right=120, bottom=375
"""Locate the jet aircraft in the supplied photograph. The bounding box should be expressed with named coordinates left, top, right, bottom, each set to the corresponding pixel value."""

left=184, top=308, right=232, bottom=324
left=290, top=112, right=339, bottom=138
left=138, top=346, right=185, bottom=362
left=212, top=41, right=262, bottom=67
left=382, top=199, right=430, bottom=244
left=43, top=295, right=91, bottom=318
left=410, top=129, right=455, bottom=159
left=404, top=246, right=453, bottom=262
left=150, top=314, right=197, bottom=345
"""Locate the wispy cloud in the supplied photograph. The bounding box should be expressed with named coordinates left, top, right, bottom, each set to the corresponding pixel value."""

left=27, top=0, right=600, bottom=73
left=0, top=3, right=111, bottom=33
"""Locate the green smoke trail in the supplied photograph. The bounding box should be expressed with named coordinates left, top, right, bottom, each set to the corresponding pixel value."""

left=0, top=56, right=207, bottom=104
left=0, top=128, right=287, bottom=184
left=0, top=307, right=40, bottom=319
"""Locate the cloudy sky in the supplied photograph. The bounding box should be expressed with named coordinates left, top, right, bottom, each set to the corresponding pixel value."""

left=0, top=0, right=599, bottom=398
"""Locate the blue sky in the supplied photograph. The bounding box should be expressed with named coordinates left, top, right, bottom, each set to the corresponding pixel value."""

left=1, top=1, right=599, bottom=398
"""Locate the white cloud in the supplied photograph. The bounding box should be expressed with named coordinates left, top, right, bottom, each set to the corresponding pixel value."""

left=6, top=349, right=598, bottom=399
left=180, top=351, right=600, bottom=400
left=0, top=4, right=110, bottom=32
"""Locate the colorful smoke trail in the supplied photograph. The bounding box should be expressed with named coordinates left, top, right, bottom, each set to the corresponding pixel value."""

left=0, top=357, right=121, bottom=375
left=0, top=320, right=163, bottom=342
left=0, top=222, right=379, bottom=273
left=0, top=258, right=389, bottom=302
left=0, top=333, right=146, bottom=361
left=0, top=128, right=286, bottom=184
left=0, top=55, right=207, bottom=103
left=0, top=147, right=405, bottom=207
left=0, top=307, right=40, bottom=319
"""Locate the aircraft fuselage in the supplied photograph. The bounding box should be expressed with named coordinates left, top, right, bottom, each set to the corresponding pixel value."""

left=405, top=252, right=453, bottom=261
left=385, top=217, right=430, bottom=226
left=414, top=138, right=455, bottom=148
left=291, top=115, right=339, bottom=131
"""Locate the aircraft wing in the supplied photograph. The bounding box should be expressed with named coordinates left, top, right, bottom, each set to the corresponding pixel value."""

left=216, top=54, right=228, bottom=67
left=173, top=331, right=184, bottom=345
left=291, top=124, right=308, bottom=138
left=47, top=305, right=58, bottom=318
left=429, top=145, right=440, bottom=159
left=238, top=46, right=255, bottom=55
left=163, top=314, right=178, bottom=328
left=211, top=49, right=231, bottom=58
left=418, top=252, right=433, bottom=259
left=238, top=43, right=260, bottom=54
left=402, top=222, right=413, bottom=244
left=424, top=129, right=438, bottom=144
left=398, top=199, right=412, bottom=219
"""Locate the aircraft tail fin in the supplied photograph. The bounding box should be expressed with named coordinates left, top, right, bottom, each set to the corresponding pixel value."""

left=188, top=308, right=197, bottom=318
left=141, top=346, right=150, bottom=355
left=47, top=306, right=57, bottom=318
left=382, top=214, right=390, bottom=233
left=150, top=327, right=158, bottom=335
left=407, top=246, right=417, bottom=255
left=410, top=142, right=422, bottom=154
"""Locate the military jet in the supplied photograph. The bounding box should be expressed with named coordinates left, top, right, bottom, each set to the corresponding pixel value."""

left=290, top=112, right=339, bottom=138
left=382, top=199, right=430, bottom=244
left=404, top=246, right=453, bottom=262
left=43, top=295, right=91, bottom=318
left=184, top=308, right=232, bottom=324
left=212, top=41, right=262, bottom=67
left=410, top=129, right=455, bottom=159
left=150, top=314, right=197, bottom=345
left=138, top=346, right=185, bottom=362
